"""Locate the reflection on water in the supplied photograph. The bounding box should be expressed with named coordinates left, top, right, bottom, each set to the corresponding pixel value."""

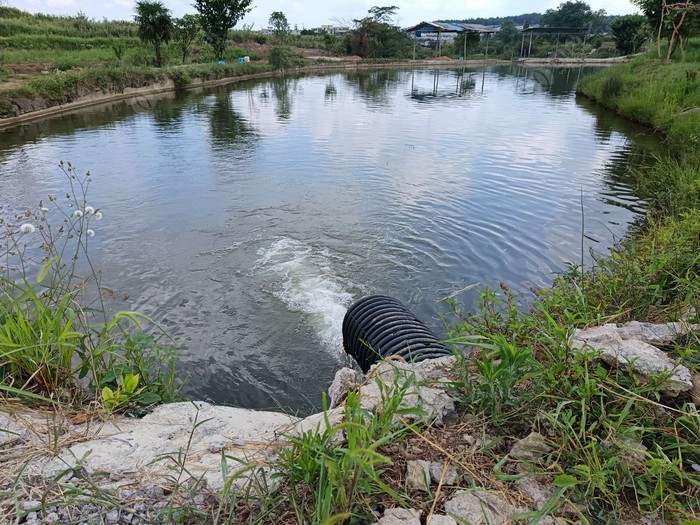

left=0, top=66, right=659, bottom=414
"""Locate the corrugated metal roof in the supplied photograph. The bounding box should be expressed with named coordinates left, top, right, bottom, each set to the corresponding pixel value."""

left=521, top=26, right=589, bottom=34
left=405, top=21, right=498, bottom=34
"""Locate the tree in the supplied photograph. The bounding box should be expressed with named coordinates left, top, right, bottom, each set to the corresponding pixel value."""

left=368, top=5, right=398, bottom=23
left=590, top=9, right=610, bottom=33
left=194, top=0, right=254, bottom=61
left=633, top=0, right=700, bottom=60
left=542, top=1, right=594, bottom=28
left=453, top=31, right=481, bottom=57
left=497, top=20, right=520, bottom=46
left=269, top=11, right=290, bottom=44
left=134, top=1, right=173, bottom=68
left=611, top=14, right=649, bottom=54
left=345, top=6, right=412, bottom=58
left=173, top=14, right=201, bottom=64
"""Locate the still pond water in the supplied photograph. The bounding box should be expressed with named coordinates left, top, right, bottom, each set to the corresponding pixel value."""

left=0, top=66, right=658, bottom=413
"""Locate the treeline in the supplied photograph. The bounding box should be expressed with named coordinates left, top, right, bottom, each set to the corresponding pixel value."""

left=442, top=13, right=543, bottom=27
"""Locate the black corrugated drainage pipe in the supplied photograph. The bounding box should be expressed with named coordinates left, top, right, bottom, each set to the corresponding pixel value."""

left=342, top=295, right=452, bottom=373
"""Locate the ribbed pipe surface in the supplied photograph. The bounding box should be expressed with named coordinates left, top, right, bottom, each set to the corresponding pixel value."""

left=342, top=295, right=451, bottom=372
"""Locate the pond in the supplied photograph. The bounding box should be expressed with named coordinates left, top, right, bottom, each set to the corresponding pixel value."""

left=0, top=65, right=658, bottom=414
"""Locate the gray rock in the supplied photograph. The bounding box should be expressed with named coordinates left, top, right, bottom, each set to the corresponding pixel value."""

left=514, top=476, right=554, bottom=507
left=406, top=460, right=431, bottom=490
left=360, top=358, right=456, bottom=425
left=207, top=440, right=225, bottom=453
left=427, top=515, right=458, bottom=525
left=145, top=486, right=164, bottom=499
left=105, top=510, right=120, bottom=523
left=573, top=325, right=693, bottom=395
left=602, top=436, right=648, bottom=474
left=681, top=307, right=697, bottom=322
left=539, top=518, right=570, bottom=525
left=20, top=500, right=41, bottom=511
left=444, top=490, right=512, bottom=525
left=376, top=507, right=421, bottom=525
left=618, top=321, right=699, bottom=345
left=44, top=512, right=60, bottom=524
left=329, top=367, right=360, bottom=408
left=510, top=432, right=553, bottom=462
left=429, top=461, right=460, bottom=485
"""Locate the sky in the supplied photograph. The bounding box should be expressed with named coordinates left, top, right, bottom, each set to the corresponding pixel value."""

left=9, top=0, right=641, bottom=29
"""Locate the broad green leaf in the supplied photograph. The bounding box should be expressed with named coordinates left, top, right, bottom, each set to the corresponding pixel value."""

left=553, top=474, right=578, bottom=488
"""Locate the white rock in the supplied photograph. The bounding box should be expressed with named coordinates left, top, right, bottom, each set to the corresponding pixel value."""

left=328, top=367, right=359, bottom=408
left=376, top=507, right=421, bottom=525
left=406, top=460, right=431, bottom=490
left=34, top=402, right=297, bottom=491
left=293, top=407, right=345, bottom=443
left=444, top=490, right=513, bottom=525
left=5, top=358, right=459, bottom=504
left=573, top=325, right=693, bottom=395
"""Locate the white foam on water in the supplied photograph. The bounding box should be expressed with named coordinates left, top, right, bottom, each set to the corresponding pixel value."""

left=255, top=237, right=355, bottom=354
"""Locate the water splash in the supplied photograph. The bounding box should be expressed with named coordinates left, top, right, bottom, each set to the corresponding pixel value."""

left=255, top=237, right=355, bottom=353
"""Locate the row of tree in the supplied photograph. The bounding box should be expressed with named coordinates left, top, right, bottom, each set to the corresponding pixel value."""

left=528, top=0, right=699, bottom=59
left=134, top=0, right=252, bottom=67
left=133, top=0, right=699, bottom=68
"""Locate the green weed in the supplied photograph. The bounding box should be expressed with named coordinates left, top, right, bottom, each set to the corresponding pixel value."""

left=272, top=371, right=427, bottom=523
left=0, top=161, right=181, bottom=411
left=446, top=282, right=700, bottom=521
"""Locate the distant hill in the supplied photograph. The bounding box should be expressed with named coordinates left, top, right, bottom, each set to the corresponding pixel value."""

left=441, top=13, right=544, bottom=27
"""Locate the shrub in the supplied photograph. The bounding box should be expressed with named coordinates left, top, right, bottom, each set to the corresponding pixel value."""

left=268, top=46, right=303, bottom=70
left=169, top=68, right=191, bottom=88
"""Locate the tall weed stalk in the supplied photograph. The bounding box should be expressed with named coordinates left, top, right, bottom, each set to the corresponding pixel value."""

left=0, top=161, right=181, bottom=410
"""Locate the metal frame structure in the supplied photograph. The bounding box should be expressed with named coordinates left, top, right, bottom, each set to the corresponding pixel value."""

left=404, top=21, right=499, bottom=59
left=519, top=27, right=590, bottom=58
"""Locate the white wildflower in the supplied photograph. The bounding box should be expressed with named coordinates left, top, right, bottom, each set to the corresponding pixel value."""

left=20, top=223, right=36, bottom=234
left=40, top=207, right=49, bottom=213
left=85, top=206, right=95, bottom=214
left=87, top=229, right=95, bottom=237
left=72, top=210, right=83, bottom=218
left=94, top=211, right=103, bottom=221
